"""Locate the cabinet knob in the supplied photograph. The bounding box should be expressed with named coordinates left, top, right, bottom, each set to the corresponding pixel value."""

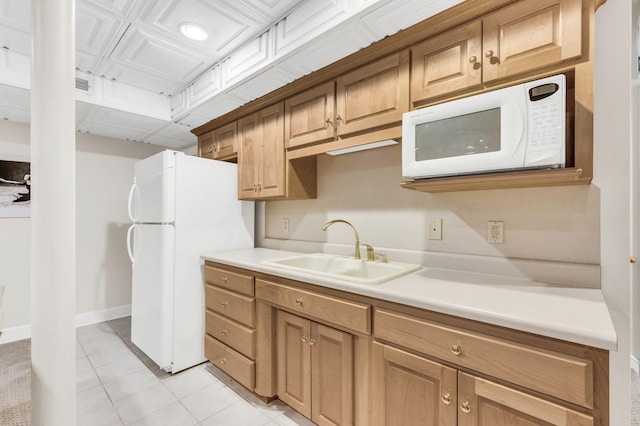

left=301, top=336, right=307, bottom=342
left=325, top=117, right=333, bottom=126
left=631, top=256, right=637, bottom=264
left=219, top=357, right=227, bottom=365
left=451, top=345, right=462, bottom=356
left=484, top=49, right=494, bottom=58
left=220, top=276, right=228, bottom=284
left=460, top=401, right=471, bottom=414
left=221, top=329, right=228, bottom=335
left=441, top=393, right=452, bottom=405
left=295, top=297, right=303, bottom=305
left=309, top=337, right=316, bottom=346
left=336, top=114, right=343, bottom=122
left=221, top=301, right=228, bottom=308
left=468, top=55, right=477, bottom=64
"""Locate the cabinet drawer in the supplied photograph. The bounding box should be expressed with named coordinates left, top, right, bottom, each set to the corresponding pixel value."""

left=374, top=308, right=593, bottom=409
left=206, top=309, right=255, bottom=359
left=205, top=335, right=255, bottom=391
left=256, top=279, right=370, bottom=334
left=205, top=285, right=255, bottom=327
left=205, top=265, right=254, bottom=297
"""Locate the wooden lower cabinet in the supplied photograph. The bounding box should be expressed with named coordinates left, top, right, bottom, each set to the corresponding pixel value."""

left=373, top=342, right=595, bottom=426
left=372, top=342, right=457, bottom=426
left=277, top=310, right=354, bottom=425
left=204, top=262, right=257, bottom=392
left=220, top=271, right=608, bottom=425
left=457, top=372, right=594, bottom=426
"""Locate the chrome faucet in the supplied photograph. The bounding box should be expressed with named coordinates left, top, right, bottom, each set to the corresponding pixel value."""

left=322, top=219, right=361, bottom=260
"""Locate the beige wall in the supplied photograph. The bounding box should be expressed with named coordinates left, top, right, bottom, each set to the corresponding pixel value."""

left=265, top=143, right=600, bottom=270
left=0, top=120, right=164, bottom=338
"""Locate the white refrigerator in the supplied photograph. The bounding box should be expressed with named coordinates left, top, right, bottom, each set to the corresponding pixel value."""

left=126, top=150, right=254, bottom=373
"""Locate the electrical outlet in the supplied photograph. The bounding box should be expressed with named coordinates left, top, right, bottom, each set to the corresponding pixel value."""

left=488, top=221, right=504, bottom=244
left=428, top=218, right=442, bottom=240
left=282, top=218, right=290, bottom=233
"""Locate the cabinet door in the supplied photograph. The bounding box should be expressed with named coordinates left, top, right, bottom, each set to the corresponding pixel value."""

left=457, top=372, right=594, bottom=426
left=198, top=131, right=215, bottom=159
left=213, top=121, right=238, bottom=160
left=482, top=0, right=582, bottom=82
left=371, top=342, right=457, bottom=426
left=336, top=50, right=409, bottom=136
left=237, top=112, right=260, bottom=199
left=311, top=323, right=353, bottom=426
left=277, top=311, right=312, bottom=418
left=285, top=81, right=336, bottom=149
left=410, top=20, right=482, bottom=104
left=257, top=103, right=286, bottom=198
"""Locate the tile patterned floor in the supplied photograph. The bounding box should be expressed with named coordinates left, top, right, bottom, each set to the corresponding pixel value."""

left=76, top=317, right=314, bottom=426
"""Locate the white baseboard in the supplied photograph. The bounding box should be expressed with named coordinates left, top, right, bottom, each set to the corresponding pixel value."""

left=0, top=324, right=31, bottom=344
left=632, top=354, right=640, bottom=374
left=0, top=304, right=132, bottom=345
left=75, top=304, right=131, bottom=328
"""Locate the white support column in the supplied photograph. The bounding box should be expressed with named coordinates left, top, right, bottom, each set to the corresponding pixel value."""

left=30, top=0, right=76, bottom=424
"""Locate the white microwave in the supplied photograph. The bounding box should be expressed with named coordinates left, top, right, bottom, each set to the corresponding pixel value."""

left=402, top=74, right=566, bottom=179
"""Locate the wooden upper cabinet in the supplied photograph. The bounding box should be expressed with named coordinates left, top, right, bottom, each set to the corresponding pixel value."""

left=198, top=131, right=215, bottom=158
left=482, top=0, right=582, bottom=82
left=237, top=104, right=286, bottom=199
left=198, top=122, right=238, bottom=160
left=457, top=372, right=594, bottom=426
left=411, top=20, right=483, bottom=103
left=411, top=0, right=582, bottom=105
left=285, top=81, right=336, bottom=149
left=336, top=50, right=410, bottom=137
left=213, top=121, right=238, bottom=160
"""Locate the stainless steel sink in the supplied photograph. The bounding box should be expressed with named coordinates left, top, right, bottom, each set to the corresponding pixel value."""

left=261, top=253, right=422, bottom=285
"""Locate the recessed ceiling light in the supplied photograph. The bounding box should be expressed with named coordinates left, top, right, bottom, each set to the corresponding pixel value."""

left=179, top=22, right=208, bottom=41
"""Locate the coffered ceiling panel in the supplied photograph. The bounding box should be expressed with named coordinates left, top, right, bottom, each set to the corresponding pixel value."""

left=138, top=0, right=264, bottom=57
left=0, top=0, right=30, bottom=56
left=106, top=28, right=207, bottom=90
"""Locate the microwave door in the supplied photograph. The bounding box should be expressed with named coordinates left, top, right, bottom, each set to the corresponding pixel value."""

left=408, top=95, right=526, bottom=177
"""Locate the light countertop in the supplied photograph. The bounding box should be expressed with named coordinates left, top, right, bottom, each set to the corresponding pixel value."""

left=202, top=247, right=617, bottom=351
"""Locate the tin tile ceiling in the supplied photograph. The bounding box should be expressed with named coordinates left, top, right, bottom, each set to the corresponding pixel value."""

left=0, top=0, right=462, bottom=149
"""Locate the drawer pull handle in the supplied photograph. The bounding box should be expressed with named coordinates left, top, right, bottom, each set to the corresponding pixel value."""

left=220, top=276, right=228, bottom=284
left=221, top=329, right=228, bottom=335
left=295, top=297, right=303, bottom=305
left=451, top=345, right=462, bottom=356
left=441, top=393, right=452, bottom=405
left=301, top=336, right=307, bottom=342
left=221, top=301, right=228, bottom=308
left=460, top=401, right=471, bottom=414
left=309, top=337, right=316, bottom=346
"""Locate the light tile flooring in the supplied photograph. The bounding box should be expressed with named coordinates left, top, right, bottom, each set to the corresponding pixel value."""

left=76, top=317, right=314, bottom=426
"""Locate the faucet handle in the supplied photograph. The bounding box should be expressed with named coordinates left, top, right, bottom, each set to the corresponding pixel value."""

left=361, top=244, right=389, bottom=262
left=362, top=244, right=375, bottom=261
left=361, top=243, right=389, bottom=262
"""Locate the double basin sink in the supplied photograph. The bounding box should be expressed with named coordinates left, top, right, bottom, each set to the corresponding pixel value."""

left=261, top=252, right=422, bottom=285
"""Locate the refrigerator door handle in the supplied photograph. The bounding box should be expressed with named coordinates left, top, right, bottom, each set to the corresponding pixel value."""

left=127, top=183, right=137, bottom=222
left=126, top=224, right=135, bottom=263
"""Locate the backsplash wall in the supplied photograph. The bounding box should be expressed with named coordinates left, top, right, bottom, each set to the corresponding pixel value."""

left=263, top=143, right=600, bottom=281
